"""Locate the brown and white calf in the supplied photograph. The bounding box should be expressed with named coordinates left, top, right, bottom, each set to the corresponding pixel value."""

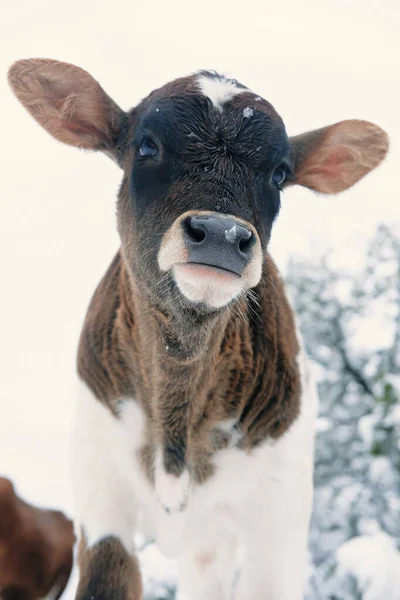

left=0, top=477, right=74, bottom=600
left=8, top=59, right=388, bottom=600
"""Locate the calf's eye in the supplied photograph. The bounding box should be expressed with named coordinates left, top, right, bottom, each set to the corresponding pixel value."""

left=139, top=137, right=158, bottom=157
left=271, top=165, right=287, bottom=189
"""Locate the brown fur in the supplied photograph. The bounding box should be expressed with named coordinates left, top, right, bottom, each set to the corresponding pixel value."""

left=0, top=478, right=75, bottom=600
left=76, top=535, right=142, bottom=600
left=77, top=250, right=300, bottom=481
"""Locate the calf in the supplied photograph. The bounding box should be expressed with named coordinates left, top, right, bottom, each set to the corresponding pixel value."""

left=8, top=60, right=388, bottom=600
left=0, top=477, right=74, bottom=600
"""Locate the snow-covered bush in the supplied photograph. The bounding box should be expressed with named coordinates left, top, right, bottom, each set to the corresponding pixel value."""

left=287, top=224, right=400, bottom=598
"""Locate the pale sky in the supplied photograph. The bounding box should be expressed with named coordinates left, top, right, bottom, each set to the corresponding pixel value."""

left=0, top=0, right=399, bottom=550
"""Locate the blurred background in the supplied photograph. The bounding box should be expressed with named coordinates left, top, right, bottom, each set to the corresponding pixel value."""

left=0, top=0, right=399, bottom=598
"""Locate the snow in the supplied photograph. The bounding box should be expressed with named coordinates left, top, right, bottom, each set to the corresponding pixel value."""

left=336, top=533, right=400, bottom=600
left=225, top=224, right=238, bottom=243
left=316, top=417, right=331, bottom=432
left=388, top=376, right=400, bottom=398
left=358, top=413, right=377, bottom=447
left=369, top=456, right=394, bottom=484
left=242, top=106, right=254, bottom=118
left=140, top=544, right=180, bottom=599
left=392, top=403, right=400, bottom=424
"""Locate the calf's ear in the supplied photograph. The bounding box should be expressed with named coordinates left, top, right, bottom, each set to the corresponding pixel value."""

left=289, top=120, right=389, bottom=194
left=0, top=477, right=15, bottom=499
left=8, top=58, right=126, bottom=158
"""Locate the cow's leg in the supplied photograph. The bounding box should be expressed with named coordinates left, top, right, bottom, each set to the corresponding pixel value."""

left=236, top=493, right=311, bottom=600
left=71, top=381, right=147, bottom=600
left=179, top=512, right=240, bottom=600
left=236, top=353, right=317, bottom=599
left=76, top=535, right=142, bottom=600
left=237, top=413, right=316, bottom=593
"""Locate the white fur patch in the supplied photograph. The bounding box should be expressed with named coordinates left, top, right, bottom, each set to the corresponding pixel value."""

left=183, top=345, right=318, bottom=599
left=155, top=451, right=190, bottom=513
left=216, top=418, right=243, bottom=447
left=40, top=581, right=64, bottom=600
left=158, top=234, right=186, bottom=272
left=154, top=451, right=191, bottom=557
left=70, top=381, right=154, bottom=552
left=156, top=503, right=187, bottom=558
left=71, top=342, right=318, bottom=598
left=198, top=75, right=246, bottom=111
left=173, top=263, right=244, bottom=308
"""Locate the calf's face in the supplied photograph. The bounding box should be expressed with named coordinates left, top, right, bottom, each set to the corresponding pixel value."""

left=8, top=60, right=389, bottom=313
left=122, top=73, right=289, bottom=309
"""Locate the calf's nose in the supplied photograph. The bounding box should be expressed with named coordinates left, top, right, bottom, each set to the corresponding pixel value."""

left=182, top=214, right=254, bottom=276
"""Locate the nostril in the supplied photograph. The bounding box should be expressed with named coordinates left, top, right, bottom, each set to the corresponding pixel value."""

left=238, top=229, right=254, bottom=256
left=183, top=217, right=207, bottom=243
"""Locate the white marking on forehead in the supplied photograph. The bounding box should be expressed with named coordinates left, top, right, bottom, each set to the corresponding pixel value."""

left=198, top=75, right=246, bottom=111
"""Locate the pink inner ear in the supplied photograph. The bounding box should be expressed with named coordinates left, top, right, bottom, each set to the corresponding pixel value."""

left=296, top=144, right=358, bottom=193
left=8, top=58, right=124, bottom=151
left=314, top=145, right=356, bottom=178
left=294, top=120, right=388, bottom=194
left=50, top=86, right=111, bottom=149
left=324, top=145, right=355, bottom=167
left=58, top=113, right=110, bottom=148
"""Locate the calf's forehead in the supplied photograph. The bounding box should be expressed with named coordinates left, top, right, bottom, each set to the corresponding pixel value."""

left=143, top=71, right=279, bottom=111
left=130, top=72, right=287, bottom=147
left=131, top=71, right=289, bottom=168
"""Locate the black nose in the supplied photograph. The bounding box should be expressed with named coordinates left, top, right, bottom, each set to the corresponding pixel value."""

left=182, top=214, right=254, bottom=276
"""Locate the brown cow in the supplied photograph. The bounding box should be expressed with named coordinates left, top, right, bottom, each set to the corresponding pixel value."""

left=8, top=60, right=388, bottom=599
left=0, top=477, right=74, bottom=600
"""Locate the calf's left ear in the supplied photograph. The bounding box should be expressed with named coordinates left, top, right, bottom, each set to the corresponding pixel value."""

left=289, top=120, right=389, bottom=194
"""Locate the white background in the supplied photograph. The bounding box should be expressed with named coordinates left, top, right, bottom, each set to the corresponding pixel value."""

left=0, top=0, right=399, bottom=595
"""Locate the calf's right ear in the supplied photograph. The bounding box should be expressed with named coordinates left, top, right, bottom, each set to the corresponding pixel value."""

left=8, top=58, right=126, bottom=159
left=289, top=120, right=389, bottom=194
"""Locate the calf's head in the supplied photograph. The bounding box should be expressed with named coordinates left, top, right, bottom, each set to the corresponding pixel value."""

left=8, top=60, right=388, bottom=312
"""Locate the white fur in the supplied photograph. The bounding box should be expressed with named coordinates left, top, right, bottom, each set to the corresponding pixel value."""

left=155, top=452, right=190, bottom=513
left=216, top=417, right=243, bottom=447
left=173, top=264, right=244, bottom=308
left=198, top=75, right=246, bottom=111
left=71, top=345, right=318, bottom=598
left=70, top=388, right=155, bottom=551
left=40, top=582, right=65, bottom=600
left=154, top=452, right=191, bottom=557
left=157, top=235, right=186, bottom=272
